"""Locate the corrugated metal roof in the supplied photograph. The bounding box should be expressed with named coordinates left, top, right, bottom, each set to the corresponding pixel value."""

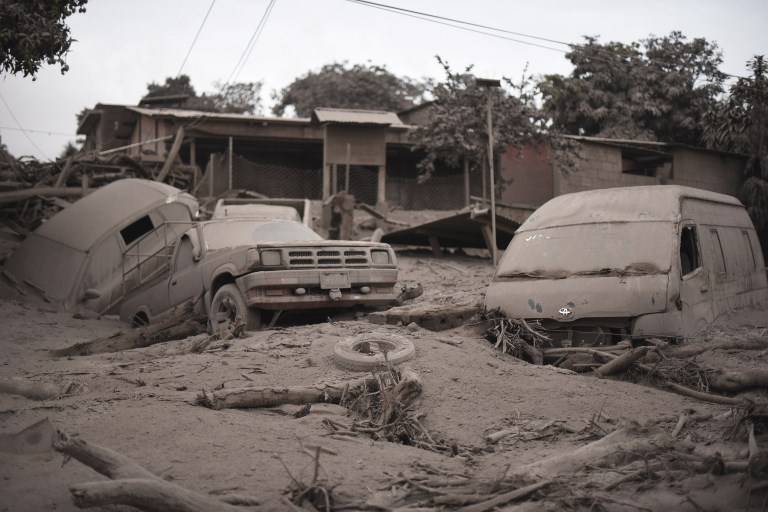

left=311, top=108, right=405, bottom=126
left=520, top=185, right=743, bottom=231
left=126, top=106, right=311, bottom=124
left=563, top=135, right=747, bottom=158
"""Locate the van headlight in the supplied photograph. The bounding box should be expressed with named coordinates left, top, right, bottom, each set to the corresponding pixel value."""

left=371, top=250, right=390, bottom=265
left=260, top=249, right=282, bottom=266
left=246, top=248, right=260, bottom=268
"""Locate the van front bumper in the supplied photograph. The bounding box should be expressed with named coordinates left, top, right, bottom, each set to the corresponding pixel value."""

left=236, top=268, right=398, bottom=310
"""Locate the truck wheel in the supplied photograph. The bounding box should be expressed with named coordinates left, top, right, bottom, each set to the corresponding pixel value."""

left=210, top=284, right=261, bottom=335
left=333, top=333, right=415, bottom=371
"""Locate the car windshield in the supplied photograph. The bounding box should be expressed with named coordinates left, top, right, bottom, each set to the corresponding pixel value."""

left=497, top=222, right=675, bottom=279
left=203, top=220, right=322, bottom=251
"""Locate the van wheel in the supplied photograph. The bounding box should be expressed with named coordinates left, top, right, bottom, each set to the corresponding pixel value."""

left=209, top=284, right=261, bottom=335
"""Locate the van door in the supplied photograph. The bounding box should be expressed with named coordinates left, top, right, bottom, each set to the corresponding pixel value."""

left=678, top=223, right=714, bottom=336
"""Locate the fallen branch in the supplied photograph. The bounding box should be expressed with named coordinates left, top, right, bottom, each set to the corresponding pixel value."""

left=708, top=369, right=768, bottom=393
left=457, top=480, right=552, bottom=512
left=53, top=430, right=247, bottom=512
left=595, top=347, right=651, bottom=377
left=53, top=309, right=205, bottom=357
left=197, top=375, right=378, bottom=410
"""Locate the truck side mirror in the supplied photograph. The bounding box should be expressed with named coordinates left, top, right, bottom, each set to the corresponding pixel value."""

left=81, top=288, right=101, bottom=301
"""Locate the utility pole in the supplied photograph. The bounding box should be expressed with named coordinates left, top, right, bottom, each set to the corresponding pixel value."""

left=477, top=78, right=501, bottom=265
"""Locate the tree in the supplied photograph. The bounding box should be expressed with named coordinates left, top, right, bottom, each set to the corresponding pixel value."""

left=411, top=57, right=546, bottom=180
left=0, top=0, right=88, bottom=77
left=272, top=62, right=429, bottom=117
left=705, top=56, right=768, bottom=253
left=59, top=141, right=80, bottom=159
left=539, top=32, right=724, bottom=145
left=141, top=76, right=263, bottom=115
left=145, top=75, right=197, bottom=98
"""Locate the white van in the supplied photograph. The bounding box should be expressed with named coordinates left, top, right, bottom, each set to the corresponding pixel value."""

left=4, top=179, right=198, bottom=314
left=485, top=185, right=767, bottom=343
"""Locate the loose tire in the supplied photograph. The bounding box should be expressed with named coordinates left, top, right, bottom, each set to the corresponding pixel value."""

left=333, top=332, right=415, bottom=371
left=209, top=284, right=261, bottom=335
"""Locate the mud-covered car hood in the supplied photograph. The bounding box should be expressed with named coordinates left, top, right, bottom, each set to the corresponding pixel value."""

left=485, top=274, right=669, bottom=321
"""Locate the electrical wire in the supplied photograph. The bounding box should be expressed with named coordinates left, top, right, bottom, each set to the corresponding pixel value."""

left=0, top=126, right=77, bottom=137
left=226, top=0, right=277, bottom=84
left=0, top=90, right=52, bottom=160
left=345, top=0, right=748, bottom=81
left=176, top=0, right=218, bottom=77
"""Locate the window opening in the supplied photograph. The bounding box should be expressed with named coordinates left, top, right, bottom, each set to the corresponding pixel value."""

left=680, top=225, right=700, bottom=276
left=120, top=215, right=154, bottom=246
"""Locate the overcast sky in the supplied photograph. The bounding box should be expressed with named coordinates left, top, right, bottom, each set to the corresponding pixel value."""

left=1, top=0, right=766, bottom=160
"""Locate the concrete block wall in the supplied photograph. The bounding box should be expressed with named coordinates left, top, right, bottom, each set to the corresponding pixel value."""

left=670, top=148, right=743, bottom=196
left=555, top=144, right=657, bottom=195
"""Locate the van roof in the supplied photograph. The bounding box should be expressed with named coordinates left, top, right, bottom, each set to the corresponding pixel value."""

left=35, top=179, right=189, bottom=251
left=520, top=185, right=743, bottom=231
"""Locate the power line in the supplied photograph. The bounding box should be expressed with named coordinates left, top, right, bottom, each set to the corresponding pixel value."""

left=349, top=0, right=572, bottom=48
left=0, top=126, right=77, bottom=137
left=0, top=90, right=52, bottom=160
left=226, top=0, right=278, bottom=84
left=177, top=0, right=218, bottom=77
left=346, top=0, right=749, bottom=81
left=346, top=0, right=567, bottom=54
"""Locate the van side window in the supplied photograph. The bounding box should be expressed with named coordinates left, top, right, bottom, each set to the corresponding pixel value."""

left=120, top=215, right=155, bottom=246
left=743, top=230, right=758, bottom=270
left=680, top=225, right=701, bottom=276
left=709, top=229, right=726, bottom=275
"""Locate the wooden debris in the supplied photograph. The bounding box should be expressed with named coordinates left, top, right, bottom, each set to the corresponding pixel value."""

left=594, top=346, right=651, bottom=377
left=53, top=430, right=247, bottom=512
left=371, top=300, right=481, bottom=331
left=52, top=307, right=205, bottom=357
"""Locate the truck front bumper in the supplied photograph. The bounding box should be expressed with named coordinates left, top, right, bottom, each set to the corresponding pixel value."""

left=236, top=268, right=398, bottom=310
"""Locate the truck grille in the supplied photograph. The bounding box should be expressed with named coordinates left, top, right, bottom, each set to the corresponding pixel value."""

left=285, top=247, right=374, bottom=267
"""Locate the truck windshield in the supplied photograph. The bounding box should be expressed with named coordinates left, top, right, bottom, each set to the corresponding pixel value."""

left=203, top=220, right=322, bottom=251
left=497, top=222, right=675, bottom=279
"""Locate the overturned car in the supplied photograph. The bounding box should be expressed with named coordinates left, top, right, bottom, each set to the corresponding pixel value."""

left=119, top=217, right=399, bottom=331
left=485, top=185, right=768, bottom=344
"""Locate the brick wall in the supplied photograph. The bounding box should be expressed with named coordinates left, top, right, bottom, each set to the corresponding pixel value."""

left=669, top=148, right=743, bottom=196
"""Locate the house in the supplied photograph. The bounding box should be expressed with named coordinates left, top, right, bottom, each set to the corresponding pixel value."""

left=77, top=102, right=747, bottom=213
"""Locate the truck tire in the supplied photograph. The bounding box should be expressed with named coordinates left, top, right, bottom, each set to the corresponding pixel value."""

left=333, top=332, right=415, bottom=371
left=209, top=284, right=261, bottom=335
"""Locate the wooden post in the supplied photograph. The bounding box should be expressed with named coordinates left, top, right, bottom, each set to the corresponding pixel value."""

left=227, top=136, right=233, bottom=191
left=377, top=165, right=387, bottom=208
left=485, top=91, right=498, bottom=266
left=331, top=164, right=337, bottom=195
left=156, top=125, right=185, bottom=183
left=463, top=157, right=470, bottom=206
left=344, top=142, right=351, bottom=192
left=207, top=155, right=213, bottom=198
left=189, top=138, right=197, bottom=188
left=322, top=125, right=331, bottom=200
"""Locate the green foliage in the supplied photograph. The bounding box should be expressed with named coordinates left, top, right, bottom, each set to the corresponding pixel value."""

left=411, top=57, right=547, bottom=180
left=0, top=0, right=88, bottom=77
left=145, top=75, right=197, bottom=98
left=142, top=76, right=263, bottom=115
left=59, top=140, right=80, bottom=159
left=705, top=56, right=768, bottom=248
left=539, top=31, right=724, bottom=145
left=272, top=62, right=429, bottom=117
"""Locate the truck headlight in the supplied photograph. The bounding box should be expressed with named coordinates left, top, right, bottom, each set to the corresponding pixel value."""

left=371, top=250, right=390, bottom=265
left=260, top=249, right=282, bottom=266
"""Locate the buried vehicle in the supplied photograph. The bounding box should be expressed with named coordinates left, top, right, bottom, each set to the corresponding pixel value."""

left=3, top=179, right=198, bottom=314
left=119, top=217, right=399, bottom=331
left=485, top=185, right=768, bottom=344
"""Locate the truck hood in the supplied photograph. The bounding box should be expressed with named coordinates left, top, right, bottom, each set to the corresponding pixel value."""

left=256, top=241, right=391, bottom=249
left=485, top=274, right=669, bottom=321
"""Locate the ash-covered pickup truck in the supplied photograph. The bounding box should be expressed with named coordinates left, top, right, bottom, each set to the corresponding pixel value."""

left=119, top=218, right=398, bottom=332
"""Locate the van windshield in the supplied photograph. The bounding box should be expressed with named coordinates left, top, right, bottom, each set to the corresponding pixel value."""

left=497, top=222, right=675, bottom=279
left=203, top=220, right=322, bottom=251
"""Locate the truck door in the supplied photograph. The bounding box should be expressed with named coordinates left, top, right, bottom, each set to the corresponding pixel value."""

left=168, top=236, right=204, bottom=309
left=678, top=223, right=714, bottom=336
